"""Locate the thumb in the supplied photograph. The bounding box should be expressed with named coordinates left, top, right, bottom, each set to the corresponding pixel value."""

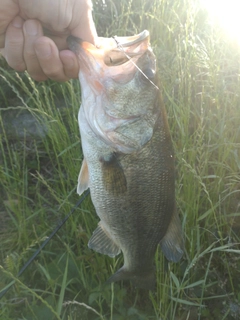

left=70, top=5, right=98, bottom=45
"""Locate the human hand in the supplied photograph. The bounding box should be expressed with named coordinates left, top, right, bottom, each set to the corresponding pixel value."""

left=0, top=0, right=98, bottom=81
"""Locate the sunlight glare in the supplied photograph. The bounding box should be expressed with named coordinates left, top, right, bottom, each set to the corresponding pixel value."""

left=200, top=0, right=240, bottom=43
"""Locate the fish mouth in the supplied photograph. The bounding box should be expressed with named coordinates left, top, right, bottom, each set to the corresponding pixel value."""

left=112, top=30, right=149, bottom=47
left=103, top=30, right=149, bottom=66
left=67, top=30, right=150, bottom=86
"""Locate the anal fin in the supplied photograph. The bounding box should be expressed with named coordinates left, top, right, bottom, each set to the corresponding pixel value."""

left=88, top=222, right=121, bottom=258
left=77, top=158, right=89, bottom=195
left=160, top=208, right=184, bottom=262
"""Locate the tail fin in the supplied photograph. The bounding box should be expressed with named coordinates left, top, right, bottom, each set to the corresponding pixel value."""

left=105, top=267, right=155, bottom=290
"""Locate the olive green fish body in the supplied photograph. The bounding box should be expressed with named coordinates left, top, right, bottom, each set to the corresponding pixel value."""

left=68, top=31, right=184, bottom=289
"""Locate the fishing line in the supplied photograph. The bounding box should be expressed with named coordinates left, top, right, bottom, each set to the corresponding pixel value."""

left=0, top=189, right=90, bottom=300
left=113, top=36, right=159, bottom=91
left=1, top=36, right=157, bottom=301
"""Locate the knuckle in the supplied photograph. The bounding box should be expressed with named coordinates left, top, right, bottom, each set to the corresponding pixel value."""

left=24, top=50, right=37, bottom=61
left=8, top=60, right=26, bottom=72
left=43, top=68, right=67, bottom=81
left=30, top=73, right=48, bottom=82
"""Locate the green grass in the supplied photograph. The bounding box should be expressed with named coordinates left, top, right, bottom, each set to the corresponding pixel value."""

left=1, top=0, right=240, bottom=319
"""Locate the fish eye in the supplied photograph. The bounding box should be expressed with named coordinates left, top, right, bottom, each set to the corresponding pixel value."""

left=104, top=53, right=129, bottom=66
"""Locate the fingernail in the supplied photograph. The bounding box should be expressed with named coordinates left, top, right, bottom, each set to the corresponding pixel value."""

left=35, top=42, right=52, bottom=57
left=24, top=20, right=38, bottom=36
left=12, top=16, right=23, bottom=28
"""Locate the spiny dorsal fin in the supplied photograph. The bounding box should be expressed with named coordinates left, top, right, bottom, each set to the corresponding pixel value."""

left=88, top=222, right=121, bottom=258
left=160, top=209, right=184, bottom=262
left=77, top=158, right=89, bottom=195
left=100, top=153, right=127, bottom=195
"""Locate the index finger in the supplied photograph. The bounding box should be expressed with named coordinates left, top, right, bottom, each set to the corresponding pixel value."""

left=34, top=36, right=70, bottom=82
left=4, top=16, right=26, bottom=71
left=0, top=0, right=19, bottom=47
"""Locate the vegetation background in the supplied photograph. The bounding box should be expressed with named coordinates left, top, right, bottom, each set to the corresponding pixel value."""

left=0, top=0, right=240, bottom=319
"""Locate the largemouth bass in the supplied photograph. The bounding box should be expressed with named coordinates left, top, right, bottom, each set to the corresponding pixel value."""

left=67, top=30, right=184, bottom=290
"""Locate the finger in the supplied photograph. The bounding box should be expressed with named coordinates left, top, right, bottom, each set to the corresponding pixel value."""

left=42, top=31, right=68, bottom=51
left=34, top=36, right=69, bottom=82
left=70, top=0, right=98, bottom=45
left=71, top=19, right=98, bottom=46
left=0, top=34, right=6, bottom=49
left=23, top=20, right=47, bottom=81
left=59, top=50, right=79, bottom=79
left=0, top=0, right=19, bottom=48
left=4, top=16, right=26, bottom=71
left=0, top=48, right=4, bottom=57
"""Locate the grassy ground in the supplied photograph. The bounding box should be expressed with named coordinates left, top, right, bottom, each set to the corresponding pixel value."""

left=1, top=0, right=240, bottom=319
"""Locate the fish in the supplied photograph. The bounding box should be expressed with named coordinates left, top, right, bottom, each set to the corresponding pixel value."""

left=67, top=30, right=184, bottom=290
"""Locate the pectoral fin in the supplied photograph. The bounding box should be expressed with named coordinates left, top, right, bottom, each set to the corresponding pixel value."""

left=160, top=209, right=184, bottom=262
left=100, top=153, right=127, bottom=195
left=88, top=222, right=121, bottom=258
left=77, top=158, right=89, bottom=195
